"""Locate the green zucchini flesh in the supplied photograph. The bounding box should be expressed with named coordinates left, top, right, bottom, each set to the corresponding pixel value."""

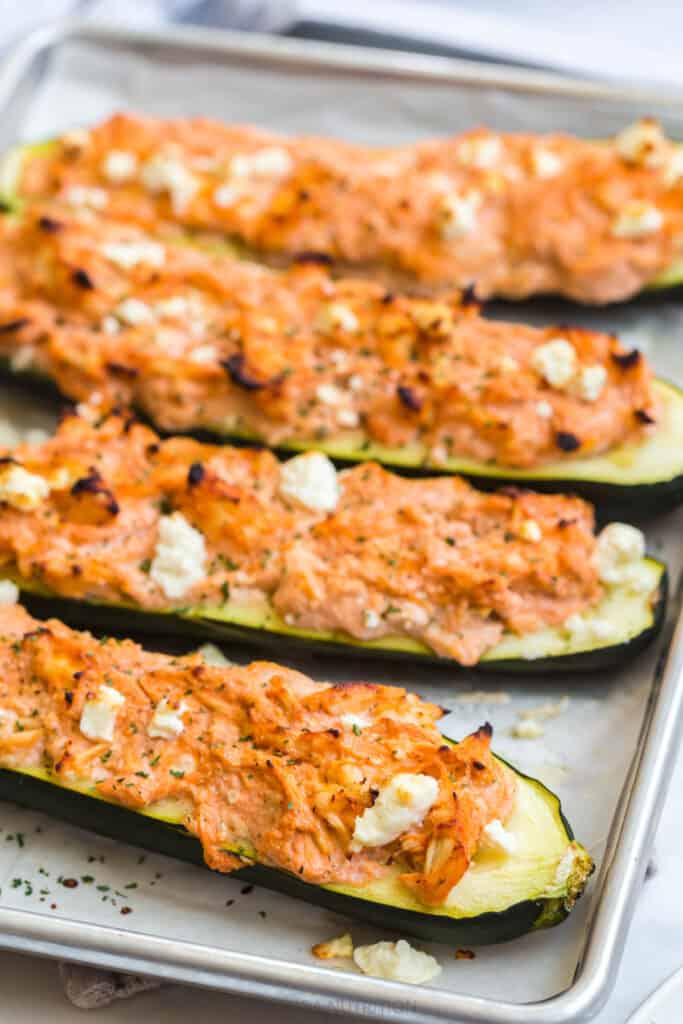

left=0, top=749, right=593, bottom=945
left=13, top=557, right=667, bottom=673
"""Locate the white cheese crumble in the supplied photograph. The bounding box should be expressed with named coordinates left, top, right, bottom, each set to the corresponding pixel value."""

left=149, top=512, right=207, bottom=601
left=0, top=465, right=50, bottom=510
left=337, top=408, right=360, bottom=428
left=230, top=147, right=293, bottom=180
left=101, top=315, right=120, bottom=336
left=519, top=519, right=542, bottom=543
left=510, top=718, right=544, bottom=739
left=614, top=119, right=667, bottom=168
left=499, top=355, right=519, bottom=373
left=457, top=135, right=502, bottom=169
left=535, top=400, right=554, bottom=419
left=197, top=643, right=232, bottom=667
left=155, top=296, right=190, bottom=319
left=312, top=933, right=354, bottom=960
left=189, top=344, right=219, bottom=365
left=519, top=695, right=570, bottom=722
left=565, top=612, right=618, bottom=647
left=101, top=240, right=165, bottom=270
left=353, top=940, right=441, bottom=985
left=439, top=190, right=481, bottom=239
left=341, top=712, right=373, bottom=731
left=531, top=338, right=577, bottom=390
left=80, top=684, right=125, bottom=742
left=140, top=151, right=199, bottom=214
left=348, top=374, right=364, bottom=392
left=102, top=150, right=138, bottom=184
left=663, top=147, right=683, bottom=187
left=316, top=302, right=359, bottom=334
left=213, top=183, right=240, bottom=208
left=114, top=297, right=155, bottom=326
left=364, top=609, right=381, bottom=630
left=350, top=773, right=439, bottom=852
left=596, top=522, right=646, bottom=585
left=64, top=185, right=108, bottom=210
left=531, top=146, right=564, bottom=179
left=612, top=201, right=663, bottom=239
left=148, top=697, right=188, bottom=739
left=576, top=364, right=607, bottom=402
left=482, top=819, right=518, bottom=855
left=279, top=452, right=339, bottom=512
left=0, top=579, right=19, bottom=605
left=316, top=383, right=344, bottom=406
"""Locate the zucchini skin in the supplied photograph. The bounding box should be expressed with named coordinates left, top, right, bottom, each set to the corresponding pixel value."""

left=15, top=565, right=667, bottom=675
left=0, top=763, right=582, bottom=946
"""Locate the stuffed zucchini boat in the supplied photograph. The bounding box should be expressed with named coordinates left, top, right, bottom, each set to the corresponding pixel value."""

left=2, top=115, right=683, bottom=303
left=0, top=408, right=667, bottom=671
left=0, top=601, right=593, bottom=944
left=0, top=204, right=681, bottom=512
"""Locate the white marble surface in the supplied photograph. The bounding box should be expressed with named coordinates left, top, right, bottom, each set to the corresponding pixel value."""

left=0, top=747, right=680, bottom=1024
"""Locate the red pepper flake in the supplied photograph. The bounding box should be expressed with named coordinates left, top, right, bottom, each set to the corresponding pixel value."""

left=222, top=353, right=268, bottom=391
left=635, top=408, right=656, bottom=425
left=38, top=216, right=62, bottom=233
left=61, top=878, right=79, bottom=889
left=455, top=948, right=476, bottom=960
left=72, top=268, right=95, bottom=291
left=0, top=318, right=30, bottom=334
left=120, top=906, right=132, bottom=915
left=187, top=462, right=205, bottom=487
left=240, top=885, right=254, bottom=895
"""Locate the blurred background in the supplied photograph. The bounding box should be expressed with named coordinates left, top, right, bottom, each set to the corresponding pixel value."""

left=5, top=0, right=683, bottom=89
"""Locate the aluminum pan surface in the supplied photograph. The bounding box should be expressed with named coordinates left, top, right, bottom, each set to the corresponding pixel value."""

left=0, top=20, right=681, bottom=1024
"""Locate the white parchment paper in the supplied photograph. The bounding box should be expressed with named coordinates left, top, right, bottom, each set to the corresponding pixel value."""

left=0, top=30, right=682, bottom=1008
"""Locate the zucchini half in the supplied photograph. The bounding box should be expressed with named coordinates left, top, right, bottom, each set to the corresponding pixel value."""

left=0, top=746, right=593, bottom=945
left=12, top=557, right=667, bottom=673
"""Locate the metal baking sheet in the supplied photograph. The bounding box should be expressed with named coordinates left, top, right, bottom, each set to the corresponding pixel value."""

left=0, top=19, right=682, bottom=1024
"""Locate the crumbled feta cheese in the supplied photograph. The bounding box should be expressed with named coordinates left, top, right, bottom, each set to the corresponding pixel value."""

left=279, top=452, right=339, bottom=512
left=399, top=602, right=429, bottom=627
left=576, top=365, right=607, bottom=402
left=549, top=844, right=581, bottom=890
left=614, top=119, right=667, bottom=168
left=531, top=338, right=577, bottom=390
left=439, top=190, right=481, bottom=239
left=230, top=147, right=293, bottom=180
left=596, top=522, right=646, bottom=585
left=531, top=146, right=564, bottom=179
left=499, top=355, right=519, bottom=373
left=102, top=149, right=138, bottom=184
left=452, top=690, right=511, bottom=705
left=102, top=240, right=165, bottom=270
left=519, top=695, right=570, bottom=721
left=348, top=374, right=364, bottom=392
left=312, top=933, right=354, bottom=960
left=519, top=519, right=542, bottom=543
left=213, top=183, right=240, bottom=208
left=612, top=201, right=663, bottom=238
left=316, top=384, right=344, bottom=406
left=458, top=135, right=502, bottom=169
left=80, top=684, right=125, bottom=742
left=364, top=609, right=381, bottom=630
left=350, top=773, right=439, bottom=851
left=482, top=819, right=518, bottom=855
left=149, top=512, right=207, bottom=601
left=9, top=347, right=36, bottom=373
left=189, top=344, right=219, bottom=365
left=353, top=940, right=441, bottom=985
left=663, top=147, right=683, bottom=187
left=148, top=697, right=188, bottom=739
left=140, top=151, right=199, bottom=214
left=510, top=718, right=544, bottom=739
left=101, top=315, right=120, bottom=336
left=341, top=712, right=373, bottom=731
left=114, top=298, right=155, bottom=326
left=0, top=465, right=50, bottom=510
left=197, top=643, right=232, bottom=667
left=64, top=185, right=108, bottom=210
left=154, top=296, right=190, bottom=319
left=337, top=408, right=360, bottom=429
left=535, top=400, right=553, bottom=419
left=316, top=302, right=359, bottom=334
left=62, top=129, right=90, bottom=152
left=0, top=579, right=19, bottom=605
left=565, top=612, right=617, bottom=647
